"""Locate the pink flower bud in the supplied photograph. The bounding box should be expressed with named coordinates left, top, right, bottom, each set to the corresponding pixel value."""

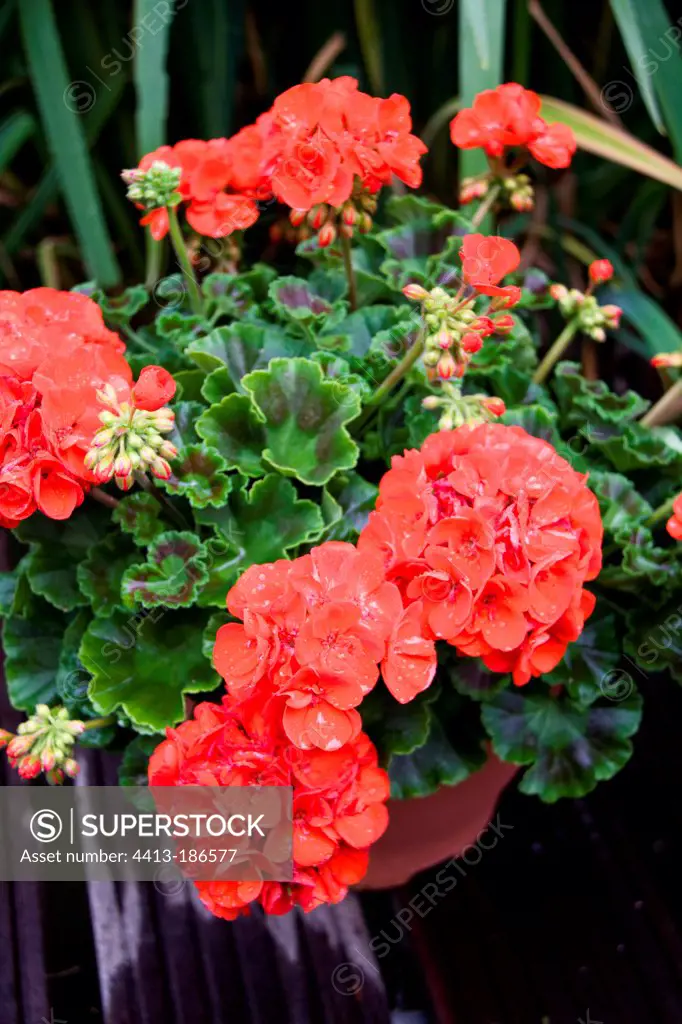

left=437, top=353, right=457, bottom=379
left=402, top=283, right=429, bottom=302
left=317, top=222, right=337, bottom=248
left=18, top=756, right=42, bottom=780
left=462, top=333, right=483, bottom=354
left=64, top=758, right=80, bottom=779
left=483, top=396, right=506, bottom=417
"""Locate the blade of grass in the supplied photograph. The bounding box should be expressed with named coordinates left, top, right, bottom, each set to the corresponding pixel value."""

left=462, top=0, right=491, bottom=70
left=188, top=0, right=244, bottom=137
left=609, top=0, right=682, bottom=153
left=2, top=71, right=127, bottom=259
left=18, top=0, right=121, bottom=286
left=133, top=0, right=175, bottom=155
left=458, top=0, right=507, bottom=184
left=540, top=96, right=682, bottom=192
left=0, top=111, right=35, bottom=174
left=354, top=0, right=384, bottom=96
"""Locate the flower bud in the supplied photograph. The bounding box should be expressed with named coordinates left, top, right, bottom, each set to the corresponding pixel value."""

left=651, top=352, right=682, bottom=369
left=471, top=316, right=494, bottom=336
left=115, top=473, right=134, bottom=491
left=589, top=259, right=614, bottom=284
left=64, top=758, right=80, bottom=779
left=549, top=283, right=568, bottom=302
left=590, top=327, right=606, bottom=342
left=289, top=209, right=307, bottom=227
left=151, top=458, right=173, bottom=481
left=423, top=350, right=440, bottom=368
left=422, top=395, right=441, bottom=410
left=7, top=735, right=33, bottom=759
left=482, top=396, right=506, bottom=417
left=601, top=304, right=622, bottom=328
left=492, top=314, right=515, bottom=335
left=342, top=205, right=357, bottom=227
left=462, top=333, right=483, bottom=354
left=41, top=749, right=57, bottom=772
left=18, top=757, right=42, bottom=780
left=318, top=222, right=337, bottom=248
left=436, top=329, right=452, bottom=350
left=308, top=205, right=328, bottom=230
left=402, top=283, right=429, bottom=302
left=437, top=353, right=457, bottom=380
left=114, top=454, right=133, bottom=478
left=0, top=729, right=13, bottom=750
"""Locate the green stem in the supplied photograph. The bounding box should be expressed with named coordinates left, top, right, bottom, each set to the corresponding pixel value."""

left=471, top=183, right=501, bottom=229
left=122, top=324, right=158, bottom=356
left=353, top=330, right=425, bottom=434
left=134, top=471, right=188, bottom=530
left=166, top=205, right=204, bottom=318
left=646, top=495, right=676, bottom=529
left=145, top=233, right=164, bottom=289
left=81, top=715, right=117, bottom=732
left=90, top=487, right=120, bottom=509
left=641, top=378, right=682, bottom=428
left=533, top=319, right=580, bottom=385
left=341, top=234, right=358, bottom=311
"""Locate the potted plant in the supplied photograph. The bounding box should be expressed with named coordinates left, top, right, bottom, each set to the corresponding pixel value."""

left=1, top=78, right=679, bottom=915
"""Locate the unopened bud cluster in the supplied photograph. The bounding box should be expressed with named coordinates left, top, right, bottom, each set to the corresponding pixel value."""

left=460, top=172, right=534, bottom=213
left=4, top=705, right=83, bottom=784
left=403, top=284, right=514, bottom=380
left=84, top=384, right=177, bottom=491
left=288, top=182, right=377, bottom=248
left=422, top=384, right=506, bottom=430
left=122, top=161, right=182, bottom=211
left=549, top=285, right=622, bottom=342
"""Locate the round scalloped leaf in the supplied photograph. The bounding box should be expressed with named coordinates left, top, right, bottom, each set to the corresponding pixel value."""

left=242, top=357, right=361, bottom=486
left=544, top=609, right=621, bottom=706
left=168, top=400, right=203, bottom=449
left=55, top=610, right=117, bottom=746
left=112, top=492, right=166, bottom=547
left=481, top=689, right=642, bottom=803
left=161, top=445, right=231, bottom=509
left=268, top=276, right=336, bottom=323
left=196, top=394, right=266, bottom=477
left=77, top=534, right=139, bottom=617
left=121, top=531, right=210, bottom=608
left=81, top=608, right=218, bottom=732
left=15, top=506, right=109, bottom=612
left=589, top=470, right=653, bottom=535
left=3, top=599, right=64, bottom=711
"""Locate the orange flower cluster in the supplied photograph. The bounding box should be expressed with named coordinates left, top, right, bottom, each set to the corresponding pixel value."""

left=450, top=83, right=576, bottom=169
left=132, top=139, right=262, bottom=240
left=0, top=288, right=131, bottom=525
left=359, top=424, right=602, bottom=688
left=148, top=690, right=390, bottom=920
left=134, top=78, right=426, bottom=247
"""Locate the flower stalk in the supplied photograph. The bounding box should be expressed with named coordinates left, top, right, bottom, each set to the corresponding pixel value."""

left=166, top=205, right=204, bottom=318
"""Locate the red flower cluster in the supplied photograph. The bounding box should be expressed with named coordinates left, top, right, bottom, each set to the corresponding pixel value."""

left=0, top=288, right=131, bottom=525
left=135, top=139, right=261, bottom=240
left=359, top=424, right=602, bottom=689
left=229, top=76, right=427, bottom=213
left=148, top=692, right=389, bottom=920
left=450, top=84, right=576, bottom=170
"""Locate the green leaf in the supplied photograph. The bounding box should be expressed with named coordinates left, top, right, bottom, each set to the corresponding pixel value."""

left=133, top=0, right=175, bottom=154
left=242, top=358, right=361, bottom=486
left=363, top=685, right=436, bottom=759
left=201, top=367, right=234, bottom=403
left=112, top=492, right=166, bottom=546
left=482, top=689, right=642, bottom=802
left=55, top=610, right=117, bottom=747
left=16, top=506, right=109, bottom=612
left=0, top=110, right=35, bottom=174
left=197, top=474, right=324, bottom=566
left=187, top=322, right=303, bottom=380
left=388, top=714, right=483, bottom=799
left=202, top=611, right=232, bottom=661
left=168, top=400, right=203, bottom=449
left=459, top=0, right=506, bottom=185
left=545, top=609, right=621, bottom=705
left=323, top=306, right=402, bottom=359
left=609, top=0, right=682, bottom=159
left=196, top=394, right=266, bottom=477
left=119, top=735, right=160, bottom=787
left=161, top=444, right=231, bottom=508
left=539, top=96, right=682, bottom=192
left=602, top=287, right=682, bottom=358
left=81, top=608, right=218, bottom=732
left=18, top=0, right=121, bottom=286
left=0, top=571, right=18, bottom=616
left=3, top=600, right=64, bottom=711
left=94, top=285, right=150, bottom=329
left=501, top=404, right=562, bottom=445
left=589, top=470, right=653, bottom=535
left=322, top=472, right=379, bottom=543
left=174, top=369, right=207, bottom=402
left=121, top=531, right=210, bottom=608
left=77, top=534, right=139, bottom=618
left=269, top=276, right=338, bottom=324
left=553, top=361, right=649, bottom=428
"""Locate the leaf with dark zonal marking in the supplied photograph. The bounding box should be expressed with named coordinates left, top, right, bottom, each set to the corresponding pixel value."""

left=161, top=444, right=231, bottom=509
left=121, top=531, right=210, bottom=608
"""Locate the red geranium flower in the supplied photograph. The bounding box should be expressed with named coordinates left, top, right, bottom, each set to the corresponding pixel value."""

left=460, top=234, right=521, bottom=299
left=359, top=423, right=603, bottom=688
left=450, top=83, right=576, bottom=169
left=148, top=698, right=389, bottom=920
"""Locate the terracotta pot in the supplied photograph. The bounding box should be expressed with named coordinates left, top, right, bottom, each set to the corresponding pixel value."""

left=360, top=753, right=518, bottom=889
